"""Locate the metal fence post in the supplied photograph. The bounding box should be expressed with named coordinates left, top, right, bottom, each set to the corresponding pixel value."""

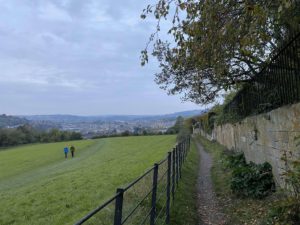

left=181, top=142, right=183, bottom=173
left=187, top=138, right=189, bottom=152
left=114, top=188, right=124, bottom=225
left=185, top=139, right=187, bottom=159
left=150, top=163, right=159, bottom=225
left=176, top=146, right=179, bottom=186
left=179, top=143, right=182, bottom=179
left=166, top=152, right=172, bottom=224
left=184, top=139, right=187, bottom=161
left=172, top=148, right=175, bottom=200
left=186, top=138, right=188, bottom=157
left=182, top=142, right=184, bottom=163
left=181, top=142, right=184, bottom=164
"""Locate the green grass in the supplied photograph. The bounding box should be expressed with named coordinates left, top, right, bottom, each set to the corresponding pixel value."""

left=170, top=139, right=199, bottom=225
left=197, top=135, right=279, bottom=225
left=0, top=140, right=96, bottom=182
left=0, top=135, right=176, bottom=225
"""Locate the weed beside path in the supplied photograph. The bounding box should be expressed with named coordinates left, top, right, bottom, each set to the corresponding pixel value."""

left=197, top=136, right=279, bottom=225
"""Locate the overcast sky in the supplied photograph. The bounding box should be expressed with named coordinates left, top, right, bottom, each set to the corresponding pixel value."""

left=0, top=0, right=202, bottom=115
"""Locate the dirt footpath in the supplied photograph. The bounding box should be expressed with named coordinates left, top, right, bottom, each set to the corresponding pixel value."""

left=195, top=139, right=227, bottom=225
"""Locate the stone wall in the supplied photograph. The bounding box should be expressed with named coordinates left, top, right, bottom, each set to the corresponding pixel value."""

left=200, top=103, right=300, bottom=187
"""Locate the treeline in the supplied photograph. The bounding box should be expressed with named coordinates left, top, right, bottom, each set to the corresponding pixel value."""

left=0, top=125, right=82, bottom=147
left=92, top=130, right=165, bottom=139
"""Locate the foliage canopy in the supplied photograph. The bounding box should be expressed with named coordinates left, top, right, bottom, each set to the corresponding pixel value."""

left=141, top=0, right=300, bottom=104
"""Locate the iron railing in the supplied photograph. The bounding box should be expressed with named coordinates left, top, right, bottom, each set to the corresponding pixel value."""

left=224, top=31, right=300, bottom=119
left=74, top=136, right=191, bottom=225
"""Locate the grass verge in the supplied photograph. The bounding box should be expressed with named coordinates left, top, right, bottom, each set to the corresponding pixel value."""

left=196, top=135, right=280, bottom=225
left=170, top=139, right=199, bottom=225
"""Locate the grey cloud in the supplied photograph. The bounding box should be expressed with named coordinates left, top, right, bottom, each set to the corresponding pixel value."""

left=0, top=0, right=200, bottom=115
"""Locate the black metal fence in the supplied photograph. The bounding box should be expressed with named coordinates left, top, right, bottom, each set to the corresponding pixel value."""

left=74, top=137, right=191, bottom=225
left=223, top=31, right=300, bottom=119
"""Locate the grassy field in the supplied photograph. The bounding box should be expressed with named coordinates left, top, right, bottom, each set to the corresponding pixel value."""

left=0, top=135, right=176, bottom=225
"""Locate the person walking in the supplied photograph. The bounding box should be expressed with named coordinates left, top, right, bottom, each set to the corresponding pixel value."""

left=70, top=145, right=75, bottom=158
left=64, top=146, right=69, bottom=159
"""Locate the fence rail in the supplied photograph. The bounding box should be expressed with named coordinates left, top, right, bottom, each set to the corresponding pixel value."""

left=74, top=136, right=191, bottom=225
left=224, top=31, right=300, bottom=119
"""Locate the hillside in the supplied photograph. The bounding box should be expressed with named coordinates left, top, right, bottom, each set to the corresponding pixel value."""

left=0, top=114, right=28, bottom=128
left=0, top=135, right=176, bottom=225
left=21, top=109, right=207, bottom=123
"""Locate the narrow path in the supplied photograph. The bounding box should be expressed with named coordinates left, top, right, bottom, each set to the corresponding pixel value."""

left=195, top=139, right=226, bottom=225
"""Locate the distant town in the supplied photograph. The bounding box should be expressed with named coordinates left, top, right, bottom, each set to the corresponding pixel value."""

left=0, top=110, right=206, bottom=139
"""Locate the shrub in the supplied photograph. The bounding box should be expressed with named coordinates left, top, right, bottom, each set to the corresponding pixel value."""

left=227, top=153, right=275, bottom=199
left=225, top=152, right=247, bottom=168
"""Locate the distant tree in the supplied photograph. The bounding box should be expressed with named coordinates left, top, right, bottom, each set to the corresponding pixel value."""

left=10, top=129, right=26, bottom=145
left=165, top=129, right=175, bottom=134
left=121, top=130, right=130, bottom=136
left=17, top=125, right=36, bottom=143
left=173, top=116, right=184, bottom=133
left=0, top=128, right=25, bottom=146
left=133, top=127, right=142, bottom=135
left=176, top=126, right=190, bottom=142
left=165, top=116, right=184, bottom=134
left=191, top=118, right=197, bottom=126
left=39, top=132, right=50, bottom=143
left=141, top=0, right=300, bottom=104
left=70, top=132, right=82, bottom=140
left=0, top=129, right=12, bottom=146
left=48, top=129, right=61, bottom=142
